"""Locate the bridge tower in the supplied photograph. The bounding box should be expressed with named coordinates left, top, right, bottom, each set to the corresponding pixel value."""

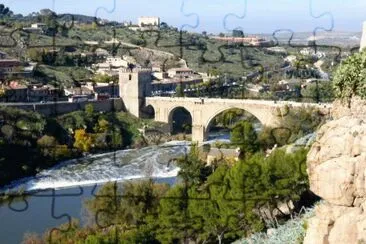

left=119, top=68, right=152, bottom=117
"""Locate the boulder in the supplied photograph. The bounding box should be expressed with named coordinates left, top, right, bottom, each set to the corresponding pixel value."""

left=304, top=97, right=366, bottom=243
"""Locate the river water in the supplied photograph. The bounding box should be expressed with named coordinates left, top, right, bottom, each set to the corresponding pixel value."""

left=0, top=129, right=235, bottom=244
left=0, top=141, right=190, bottom=244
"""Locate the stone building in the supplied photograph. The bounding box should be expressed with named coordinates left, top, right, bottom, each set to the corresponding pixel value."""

left=85, top=82, right=119, bottom=98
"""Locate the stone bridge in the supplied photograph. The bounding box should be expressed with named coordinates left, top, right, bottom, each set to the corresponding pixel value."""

left=145, top=97, right=332, bottom=142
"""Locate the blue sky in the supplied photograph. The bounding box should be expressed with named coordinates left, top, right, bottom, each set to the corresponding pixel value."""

left=4, top=0, right=366, bottom=33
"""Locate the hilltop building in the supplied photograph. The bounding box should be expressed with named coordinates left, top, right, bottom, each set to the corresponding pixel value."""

left=129, top=16, right=161, bottom=31
left=138, top=16, right=160, bottom=27
left=211, top=36, right=272, bottom=47
left=23, top=23, right=47, bottom=33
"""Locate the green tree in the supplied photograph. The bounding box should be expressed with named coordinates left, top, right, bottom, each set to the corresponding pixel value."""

left=257, top=126, right=277, bottom=149
left=108, top=127, right=123, bottom=149
left=232, top=29, right=244, bottom=37
left=175, top=84, right=184, bottom=97
left=188, top=165, right=246, bottom=244
left=94, top=118, right=109, bottom=133
left=85, top=180, right=168, bottom=234
left=301, top=81, right=334, bottom=103
left=37, top=135, right=71, bottom=160
left=230, top=121, right=259, bottom=158
left=176, top=144, right=211, bottom=186
left=93, top=74, right=114, bottom=83
left=157, top=185, right=197, bottom=243
left=333, top=49, right=366, bottom=104
left=85, top=104, right=94, bottom=118
left=27, top=49, right=43, bottom=62
left=281, top=106, right=324, bottom=143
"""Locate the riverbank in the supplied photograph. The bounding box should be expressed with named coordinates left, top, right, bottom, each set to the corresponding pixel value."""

left=0, top=177, right=178, bottom=244
left=0, top=105, right=171, bottom=188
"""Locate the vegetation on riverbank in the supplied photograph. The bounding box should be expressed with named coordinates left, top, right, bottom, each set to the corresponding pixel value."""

left=0, top=105, right=161, bottom=187
left=24, top=143, right=310, bottom=243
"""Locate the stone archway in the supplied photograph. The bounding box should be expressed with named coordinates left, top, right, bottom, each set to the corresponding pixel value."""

left=168, top=106, right=193, bottom=135
left=204, top=107, right=262, bottom=141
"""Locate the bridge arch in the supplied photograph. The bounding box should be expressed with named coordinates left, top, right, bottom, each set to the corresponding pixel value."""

left=203, top=106, right=263, bottom=141
left=204, top=106, right=263, bottom=131
left=167, top=106, right=193, bottom=134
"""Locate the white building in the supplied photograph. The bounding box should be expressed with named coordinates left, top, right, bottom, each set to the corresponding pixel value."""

left=31, top=23, right=47, bottom=29
left=300, top=48, right=326, bottom=59
left=167, top=68, right=193, bottom=78
left=93, top=56, right=130, bottom=76
left=138, top=16, right=160, bottom=27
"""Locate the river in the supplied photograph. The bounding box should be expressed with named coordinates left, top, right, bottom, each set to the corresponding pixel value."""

left=0, top=141, right=189, bottom=244
left=0, top=129, right=235, bottom=244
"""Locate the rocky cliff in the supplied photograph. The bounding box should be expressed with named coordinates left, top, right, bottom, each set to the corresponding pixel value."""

left=304, top=97, right=366, bottom=244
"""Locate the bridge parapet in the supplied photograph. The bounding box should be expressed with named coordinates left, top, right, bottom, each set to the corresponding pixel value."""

left=146, top=97, right=332, bottom=108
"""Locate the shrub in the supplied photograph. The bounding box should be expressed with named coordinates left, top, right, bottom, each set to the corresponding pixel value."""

left=333, top=49, right=366, bottom=103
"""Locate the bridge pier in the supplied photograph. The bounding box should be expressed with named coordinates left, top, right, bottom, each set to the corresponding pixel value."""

left=192, top=125, right=206, bottom=143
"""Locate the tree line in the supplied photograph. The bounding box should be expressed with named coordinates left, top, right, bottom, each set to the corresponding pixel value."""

left=24, top=143, right=310, bottom=244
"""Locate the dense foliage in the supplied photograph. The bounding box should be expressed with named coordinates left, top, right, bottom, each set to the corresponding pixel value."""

left=25, top=145, right=309, bottom=244
left=0, top=106, right=148, bottom=187
left=257, top=106, right=325, bottom=149
left=333, top=49, right=366, bottom=103
left=301, top=81, right=334, bottom=103
left=230, top=121, right=259, bottom=158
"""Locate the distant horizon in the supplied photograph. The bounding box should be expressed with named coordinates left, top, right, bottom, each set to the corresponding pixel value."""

left=3, top=0, right=366, bottom=34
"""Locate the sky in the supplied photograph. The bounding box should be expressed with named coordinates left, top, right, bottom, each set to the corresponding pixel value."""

left=3, top=0, right=366, bottom=34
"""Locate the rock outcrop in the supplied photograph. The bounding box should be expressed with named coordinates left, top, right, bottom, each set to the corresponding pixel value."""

left=304, top=97, right=366, bottom=244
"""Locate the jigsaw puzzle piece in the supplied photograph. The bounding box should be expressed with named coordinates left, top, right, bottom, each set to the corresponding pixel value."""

left=94, top=0, right=116, bottom=26
left=31, top=188, right=84, bottom=242
left=180, top=0, right=246, bottom=33
left=225, top=0, right=333, bottom=45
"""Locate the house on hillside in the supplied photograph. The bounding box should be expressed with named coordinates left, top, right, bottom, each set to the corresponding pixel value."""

left=23, top=23, right=47, bottom=34
left=85, top=82, right=119, bottom=98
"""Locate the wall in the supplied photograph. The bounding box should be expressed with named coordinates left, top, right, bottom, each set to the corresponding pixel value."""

left=0, top=99, right=124, bottom=116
